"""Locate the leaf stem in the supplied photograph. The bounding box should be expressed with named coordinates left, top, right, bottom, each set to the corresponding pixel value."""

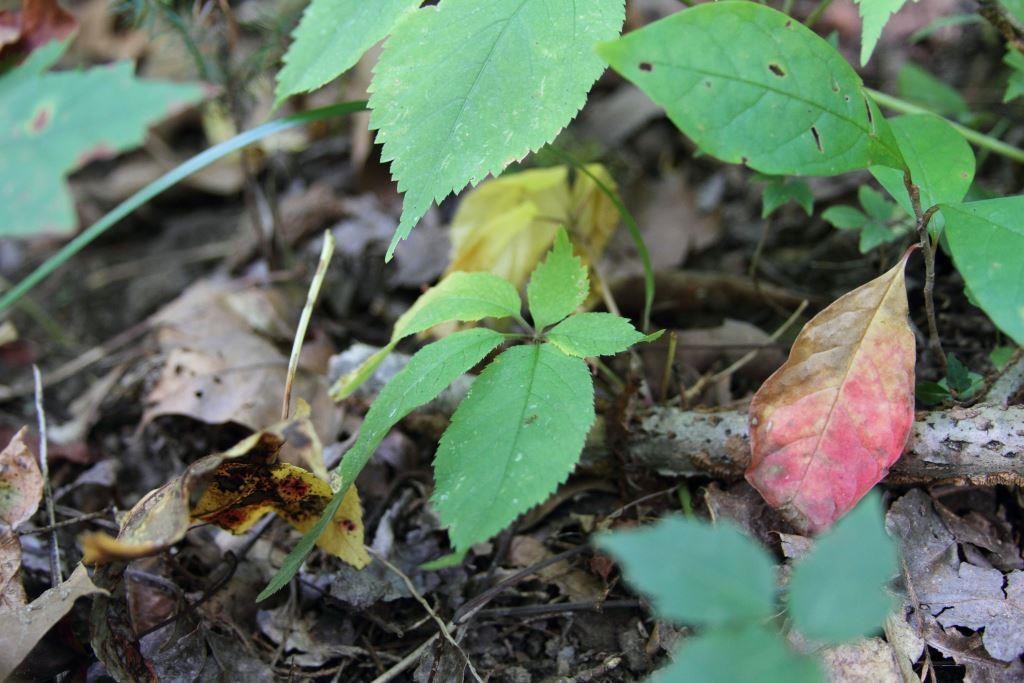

left=867, top=89, right=1024, bottom=164
left=0, top=100, right=369, bottom=316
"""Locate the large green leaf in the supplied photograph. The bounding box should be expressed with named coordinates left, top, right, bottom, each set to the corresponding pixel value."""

left=652, top=626, right=822, bottom=683
left=854, top=0, right=913, bottom=66
left=942, top=197, right=1024, bottom=346
left=369, top=0, right=625, bottom=258
left=330, top=271, right=521, bottom=399
left=788, top=492, right=898, bottom=643
left=526, top=228, right=589, bottom=331
left=259, top=327, right=505, bottom=601
left=546, top=312, right=645, bottom=357
left=432, top=343, right=594, bottom=551
left=598, top=2, right=904, bottom=178
left=275, top=0, right=419, bottom=105
left=870, top=114, right=974, bottom=229
left=596, top=517, right=777, bottom=627
left=0, top=41, right=204, bottom=238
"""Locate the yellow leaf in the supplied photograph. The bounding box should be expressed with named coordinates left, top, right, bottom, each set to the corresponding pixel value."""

left=446, top=165, right=619, bottom=289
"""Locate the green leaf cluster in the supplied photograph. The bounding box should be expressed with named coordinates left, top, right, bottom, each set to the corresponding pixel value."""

left=823, top=186, right=907, bottom=253
left=916, top=353, right=984, bottom=405
left=597, top=492, right=898, bottom=683
left=260, top=230, right=652, bottom=600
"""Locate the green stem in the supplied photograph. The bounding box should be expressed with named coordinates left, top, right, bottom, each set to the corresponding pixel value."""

left=805, top=0, right=834, bottom=27
left=0, top=100, right=369, bottom=316
left=866, top=89, right=1024, bottom=164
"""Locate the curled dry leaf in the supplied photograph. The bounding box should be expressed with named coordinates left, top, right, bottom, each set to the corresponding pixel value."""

left=82, top=410, right=368, bottom=569
left=0, top=563, right=106, bottom=681
left=445, top=164, right=619, bottom=291
left=746, top=251, right=916, bottom=532
left=0, top=427, right=43, bottom=528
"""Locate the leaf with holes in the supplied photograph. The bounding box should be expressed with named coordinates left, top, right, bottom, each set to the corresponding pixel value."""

left=369, top=0, right=625, bottom=257
left=854, top=0, right=915, bottom=66
left=941, top=197, right=1024, bottom=346
left=330, top=271, right=520, bottom=399
left=275, top=0, right=419, bottom=105
left=0, top=40, right=205, bottom=237
left=746, top=250, right=916, bottom=533
left=598, top=2, right=904, bottom=178
left=432, top=343, right=595, bottom=552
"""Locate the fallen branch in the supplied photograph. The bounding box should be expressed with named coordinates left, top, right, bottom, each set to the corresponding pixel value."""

left=330, top=344, right=1024, bottom=487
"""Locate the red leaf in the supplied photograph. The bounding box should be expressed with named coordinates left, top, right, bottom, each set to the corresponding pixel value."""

left=746, top=251, right=916, bottom=533
left=0, top=0, right=77, bottom=61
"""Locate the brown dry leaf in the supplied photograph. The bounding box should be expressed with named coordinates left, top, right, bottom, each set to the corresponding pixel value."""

left=747, top=251, right=916, bottom=533
left=0, top=427, right=42, bottom=528
left=446, top=165, right=619, bottom=290
left=507, top=536, right=603, bottom=602
left=637, top=169, right=721, bottom=269
left=143, top=278, right=339, bottom=438
left=0, top=563, right=106, bottom=681
left=0, top=527, right=27, bottom=609
left=821, top=638, right=904, bottom=683
left=81, top=410, right=367, bottom=569
left=0, top=0, right=76, bottom=60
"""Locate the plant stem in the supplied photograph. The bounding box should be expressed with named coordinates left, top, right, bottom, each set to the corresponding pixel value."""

left=805, top=0, right=834, bottom=27
left=867, top=89, right=1024, bottom=164
left=0, top=100, right=368, bottom=316
left=903, top=173, right=946, bottom=369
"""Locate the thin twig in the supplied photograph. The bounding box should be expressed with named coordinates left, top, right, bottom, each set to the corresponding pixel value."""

left=32, top=366, right=61, bottom=586
left=369, top=548, right=483, bottom=683
left=282, top=231, right=336, bottom=420
left=18, top=506, right=114, bottom=536
left=370, top=635, right=438, bottom=683
left=903, top=173, right=945, bottom=369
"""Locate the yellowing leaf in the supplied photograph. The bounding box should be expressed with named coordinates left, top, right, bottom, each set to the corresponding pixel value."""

left=746, top=250, right=916, bottom=533
left=81, top=412, right=367, bottom=568
left=446, top=165, right=619, bottom=289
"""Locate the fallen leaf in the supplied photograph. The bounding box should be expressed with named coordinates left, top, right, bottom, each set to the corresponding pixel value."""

left=507, top=535, right=603, bottom=602
left=0, top=427, right=42, bottom=527
left=887, top=490, right=1024, bottom=663
left=81, top=411, right=368, bottom=569
left=0, top=563, right=106, bottom=681
left=0, top=0, right=76, bottom=61
left=637, top=169, right=721, bottom=269
left=446, top=164, right=619, bottom=291
left=0, top=527, right=27, bottom=609
left=747, top=251, right=916, bottom=532
left=821, top=638, right=903, bottom=683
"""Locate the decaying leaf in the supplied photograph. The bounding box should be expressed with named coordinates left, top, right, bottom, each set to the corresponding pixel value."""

left=747, top=251, right=916, bottom=532
left=887, top=490, right=1024, bottom=663
left=0, top=527, right=26, bottom=609
left=0, top=427, right=43, bottom=528
left=0, top=0, right=77, bottom=60
left=81, top=411, right=368, bottom=569
left=0, top=564, right=106, bottom=681
left=445, top=165, right=619, bottom=290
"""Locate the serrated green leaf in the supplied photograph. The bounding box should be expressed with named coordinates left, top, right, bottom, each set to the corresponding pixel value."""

left=855, top=0, right=913, bottom=66
left=897, top=63, right=970, bottom=116
left=651, top=625, right=823, bottom=683
left=369, top=0, right=625, bottom=258
left=858, top=186, right=896, bottom=222
left=596, top=516, right=776, bottom=627
left=762, top=177, right=814, bottom=218
left=822, top=206, right=869, bottom=230
left=527, top=228, right=589, bottom=331
left=546, top=312, right=645, bottom=357
left=0, top=40, right=204, bottom=238
left=260, top=327, right=505, bottom=601
left=275, top=0, right=420, bottom=105
left=942, top=197, right=1024, bottom=346
left=869, top=114, right=975, bottom=233
left=788, top=491, right=897, bottom=643
left=598, top=2, right=904, bottom=178
left=1005, top=50, right=1024, bottom=103
left=330, top=271, right=521, bottom=399
left=433, top=343, right=595, bottom=551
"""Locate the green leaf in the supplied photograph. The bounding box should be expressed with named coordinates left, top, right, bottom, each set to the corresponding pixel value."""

left=990, top=346, right=1018, bottom=371
left=896, top=63, right=970, bottom=116
left=788, top=492, right=897, bottom=643
left=1000, top=0, right=1024, bottom=25
left=858, top=186, right=895, bottom=222
left=526, top=228, right=589, bottom=331
left=857, top=221, right=903, bottom=253
left=0, top=40, right=204, bottom=238
left=1005, top=50, right=1024, bottom=103
left=869, top=114, right=975, bottom=230
left=596, top=516, right=776, bottom=627
left=651, top=625, right=822, bottom=683
left=761, top=177, right=814, bottom=218
left=546, top=312, right=645, bottom=358
left=433, top=343, right=595, bottom=551
left=598, top=2, right=904, bottom=178
left=259, top=327, right=505, bottom=601
left=275, top=0, right=419, bottom=105
left=854, top=0, right=912, bottom=66
left=330, top=271, right=521, bottom=399
left=945, top=353, right=972, bottom=395
left=822, top=206, right=869, bottom=230
left=369, top=0, right=625, bottom=258
left=942, top=197, right=1024, bottom=346
left=915, top=380, right=951, bottom=405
